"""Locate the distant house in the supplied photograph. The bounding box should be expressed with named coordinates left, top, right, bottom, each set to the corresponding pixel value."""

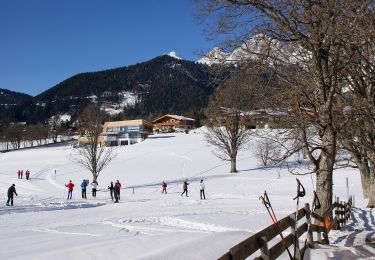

left=152, top=114, right=195, bottom=133
left=101, top=119, right=153, bottom=146
left=243, top=109, right=288, bottom=129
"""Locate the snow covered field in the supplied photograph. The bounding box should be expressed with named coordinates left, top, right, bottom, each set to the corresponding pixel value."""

left=0, top=129, right=371, bottom=259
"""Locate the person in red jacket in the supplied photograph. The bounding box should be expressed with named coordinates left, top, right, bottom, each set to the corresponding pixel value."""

left=114, top=180, right=121, bottom=203
left=65, top=180, right=75, bottom=200
left=17, top=170, right=21, bottom=179
left=162, top=181, right=167, bottom=194
left=20, top=170, right=23, bottom=179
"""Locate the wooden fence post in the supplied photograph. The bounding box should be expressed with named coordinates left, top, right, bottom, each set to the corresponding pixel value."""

left=289, top=214, right=301, bottom=260
left=341, top=201, right=345, bottom=225
left=258, top=236, right=270, bottom=260
left=335, top=197, right=340, bottom=229
left=304, top=203, right=314, bottom=249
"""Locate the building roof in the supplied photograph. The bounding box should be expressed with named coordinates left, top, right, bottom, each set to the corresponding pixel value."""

left=103, top=119, right=153, bottom=129
left=152, top=114, right=195, bottom=123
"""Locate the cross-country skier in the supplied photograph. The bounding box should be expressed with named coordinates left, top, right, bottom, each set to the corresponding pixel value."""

left=114, top=180, right=121, bottom=203
left=108, top=181, right=114, bottom=201
left=162, top=181, right=167, bottom=194
left=91, top=180, right=98, bottom=197
left=6, top=184, right=18, bottom=206
left=17, top=170, right=21, bottom=179
left=25, top=170, right=30, bottom=180
left=65, top=180, right=74, bottom=200
left=200, top=179, right=206, bottom=200
left=81, top=180, right=88, bottom=199
left=181, top=180, right=189, bottom=197
left=20, top=170, right=23, bottom=179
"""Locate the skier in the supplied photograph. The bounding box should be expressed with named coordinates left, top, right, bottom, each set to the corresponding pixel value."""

left=25, top=170, right=30, bottom=180
left=181, top=180, right=189, bottom=197
left=91, top=180, right=98, bottom=197
left=114, top=180, right=122, bottom=203
left=162, top=181, right=167, bottom=194
left=17, top=170, right=21, bottom=179
left=6, top=184, right=18, bottom=206
left=108, top=181, right=114, bottom=201
left=80, top=180, right=88, bottom=199
left=20, top=170, right=23, bottom=179
left=65, top=180, right=74, bottom=200
left=200, top=179, right=206, bottom=200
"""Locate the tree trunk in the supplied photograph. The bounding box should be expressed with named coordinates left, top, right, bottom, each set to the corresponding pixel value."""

left=316, top=128, right=336, bottom=216
left=366, top=158, right=375, bottom=208
left=230, top=157, right=237, bottom=173
left=351, top=152, right=371, bottom=198
left=359, top=158, right=371, bottom=198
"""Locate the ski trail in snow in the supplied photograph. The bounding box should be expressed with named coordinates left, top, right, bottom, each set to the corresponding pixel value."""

left=101, top=217, right=253, bottom=235
left=31, top=227, right=101, bottom=237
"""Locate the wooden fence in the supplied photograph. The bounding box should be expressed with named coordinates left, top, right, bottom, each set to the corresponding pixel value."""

left=218, top=196, right=353, bottom=260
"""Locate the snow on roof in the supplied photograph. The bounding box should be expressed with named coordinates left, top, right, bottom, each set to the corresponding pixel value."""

left=153, top=114, right=195, bottom=123
left=165, top=114, right=194, bottom=121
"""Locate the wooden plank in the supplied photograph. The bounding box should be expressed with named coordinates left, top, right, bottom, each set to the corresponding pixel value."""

left=311, top=212, right=324, bottom=222
left=259, top=236, right=270, bottom=260
left=217, top=252, right=232, bottom=260
left=229, top=208, right=306, bottom=259
left=269, top=223, right=308, bottom=259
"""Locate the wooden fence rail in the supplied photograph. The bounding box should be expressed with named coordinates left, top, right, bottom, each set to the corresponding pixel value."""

left=218, top=196, right=352, bottom=260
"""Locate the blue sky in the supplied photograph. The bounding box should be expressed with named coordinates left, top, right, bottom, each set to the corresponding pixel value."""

left=0, top=0, right=215, bottom=96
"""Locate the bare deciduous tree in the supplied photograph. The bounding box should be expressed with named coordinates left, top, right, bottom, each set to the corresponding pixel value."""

left=72, top=105, right=116, bottom=182
left=204, top=69, right=260, bottom=173
left=195, top=0, right=373, bottom=213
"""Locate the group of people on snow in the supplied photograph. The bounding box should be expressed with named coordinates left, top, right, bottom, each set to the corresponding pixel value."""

left=17, top=170, right=30, bottom=180
left=108, top=180, right=122, bottom=203
left=6, top=173, right=207, bottom=206
left=65, top=179, right=122, bottom=202
left=79, top=180, right=99, bottom=199
left=163, top=179, right=206, bottom=200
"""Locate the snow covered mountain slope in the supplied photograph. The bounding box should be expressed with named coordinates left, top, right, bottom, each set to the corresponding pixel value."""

left=0, top=129, right=367, bottom=259
left=198, top=34, right=289, bottom=66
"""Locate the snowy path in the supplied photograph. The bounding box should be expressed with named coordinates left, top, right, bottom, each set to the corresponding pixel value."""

left=309, top=208, right=375, bottom=259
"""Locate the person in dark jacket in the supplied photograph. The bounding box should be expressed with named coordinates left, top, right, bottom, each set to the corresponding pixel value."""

left=6, top=184, right=18, bottom=206
left=114, top=180, right=122, bottom=203
left=181, top=180, right=189, bottom=197
left=81, top=180, right=88, bottom=199
left=108, top=181, right=114, bottom=201
left=25, top=170, right=30, bottom=180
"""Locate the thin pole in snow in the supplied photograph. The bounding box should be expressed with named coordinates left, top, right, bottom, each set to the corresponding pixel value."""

left=346, top=177, right=349, bottom=199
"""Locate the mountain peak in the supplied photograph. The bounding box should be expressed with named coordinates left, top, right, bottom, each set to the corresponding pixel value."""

left=166, top=51, right=183, bottom=60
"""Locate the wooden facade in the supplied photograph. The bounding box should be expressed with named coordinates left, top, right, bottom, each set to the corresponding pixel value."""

left=152, top=114, right=195, bottom=133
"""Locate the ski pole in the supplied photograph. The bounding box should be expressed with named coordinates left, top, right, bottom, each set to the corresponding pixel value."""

left=260, top=191, right=293, bottom=259
left=293, top=178, right=305, bottom=259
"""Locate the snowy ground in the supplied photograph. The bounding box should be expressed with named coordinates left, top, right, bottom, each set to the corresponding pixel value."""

left=0, top=129, right=371, bottom=259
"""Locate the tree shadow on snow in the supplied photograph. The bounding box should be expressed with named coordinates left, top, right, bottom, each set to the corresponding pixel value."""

left=148, top=135, right=176, bottom=139
left=0, top=201, right=105, bottom=216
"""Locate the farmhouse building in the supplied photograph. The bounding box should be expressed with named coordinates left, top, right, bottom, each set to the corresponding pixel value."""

left=152, top=114, right=195, bottom=133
